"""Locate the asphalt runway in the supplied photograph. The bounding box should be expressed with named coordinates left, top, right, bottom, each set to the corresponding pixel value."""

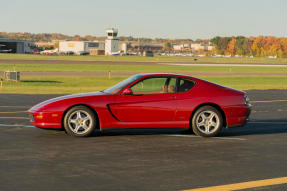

left=0, top=59, right=157, bottom=65
left=0, top=90, right=287, bottom=191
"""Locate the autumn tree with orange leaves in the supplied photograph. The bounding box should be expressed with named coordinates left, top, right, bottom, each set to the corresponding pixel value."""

left=211, top=36, right=287, bottom=58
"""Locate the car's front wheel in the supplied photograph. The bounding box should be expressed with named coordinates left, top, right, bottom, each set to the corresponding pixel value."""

left=191, top=106, right=223, bottom=137
left=63, top=106, right=96, bottom=137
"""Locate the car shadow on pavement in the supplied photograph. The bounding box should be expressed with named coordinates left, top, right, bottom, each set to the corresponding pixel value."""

left=95, top=119, right=287, bottom=138
left=219, top=119, right=287, bottom=137
left=96, top=128, right=189, bottom=137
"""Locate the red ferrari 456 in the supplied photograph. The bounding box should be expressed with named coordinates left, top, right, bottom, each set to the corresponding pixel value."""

left=29, top=73, right=251, bottom=137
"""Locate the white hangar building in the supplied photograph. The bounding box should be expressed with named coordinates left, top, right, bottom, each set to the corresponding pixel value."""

left=59, top=41, right=105, bottom=54
left=59, top=28, right=120, bottom=55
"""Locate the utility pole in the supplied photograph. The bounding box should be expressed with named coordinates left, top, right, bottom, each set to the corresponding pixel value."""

left=138, top=37, right=140, bottom=55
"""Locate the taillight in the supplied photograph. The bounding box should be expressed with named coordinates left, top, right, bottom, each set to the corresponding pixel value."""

left=244, top=95, right=250, bottom=105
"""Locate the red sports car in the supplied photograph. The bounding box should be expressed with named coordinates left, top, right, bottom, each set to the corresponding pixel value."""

left=29, top=73, right=251, bottom=137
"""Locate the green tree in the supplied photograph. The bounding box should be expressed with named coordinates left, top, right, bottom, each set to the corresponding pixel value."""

left=163, top=42, right=172, bottom=52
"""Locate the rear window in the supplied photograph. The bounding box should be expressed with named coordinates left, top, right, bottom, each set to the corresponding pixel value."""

left=178, top=78, right=195, bottom=92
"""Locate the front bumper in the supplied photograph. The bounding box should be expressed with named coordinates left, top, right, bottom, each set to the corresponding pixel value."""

left=29, top=111, right=63, bottom=129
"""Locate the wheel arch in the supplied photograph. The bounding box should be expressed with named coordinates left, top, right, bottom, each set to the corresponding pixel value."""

left=61, top=104, right=100, bottom=130
left=190, top=103, right=227, bottom=128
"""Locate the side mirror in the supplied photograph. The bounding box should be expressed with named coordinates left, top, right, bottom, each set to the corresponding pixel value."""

left=121, top=88, right=133, bottom=95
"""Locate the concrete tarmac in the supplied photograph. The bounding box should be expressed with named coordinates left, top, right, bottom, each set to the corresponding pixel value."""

left=0, top=90, right=287, bottom=191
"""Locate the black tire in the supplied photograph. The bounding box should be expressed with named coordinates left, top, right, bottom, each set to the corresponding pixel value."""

left=191, top=106, right=223, bottom=137
left=63, top=106, right=97, bottom=137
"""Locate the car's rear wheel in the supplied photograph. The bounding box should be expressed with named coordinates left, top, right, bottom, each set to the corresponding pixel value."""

left=191, top=106, right=223, bottom=137
left=63, top=106, right=96, bottom=137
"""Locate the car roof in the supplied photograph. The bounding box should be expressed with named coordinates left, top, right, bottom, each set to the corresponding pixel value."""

left=139, top=73, right=194, bottom=78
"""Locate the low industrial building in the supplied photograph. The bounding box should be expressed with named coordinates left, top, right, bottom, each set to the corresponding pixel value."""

left=0, top=39, right=35, bottom=53
left=59, top=41, right=105, bottom=55
left=132, top=44, right=163, bottom=53
left=173, top=43, right=214, bottom=52
left=89, top=49, right=105, bottom=56
left=190, top=43, right=214, bottom=52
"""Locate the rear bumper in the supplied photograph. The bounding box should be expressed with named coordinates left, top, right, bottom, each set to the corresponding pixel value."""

left=29, top=111, right=63, bottom=129
left=227, top=104, right=251, bottom=128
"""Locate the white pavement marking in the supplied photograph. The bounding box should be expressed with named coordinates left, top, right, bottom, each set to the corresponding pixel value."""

left=0, top=106, right=31, bottom=108
left=251, top=100, right=287, bottom=103
left=0, top=111, right=27, bottom=113
left=158, top=63, right=287, bottom=67
left=249, top=121, right=287, bottom=125
left=162, top=134, right=246, bottom=141
left=0, top=117, right=30, bottom=119
left=0, top=123, right=35, bottom=128
left=211, top=137, right=246, bottom=141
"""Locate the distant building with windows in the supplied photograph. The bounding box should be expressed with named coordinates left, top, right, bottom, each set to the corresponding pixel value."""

left=59, top=41, right=105, bottom=54
left=173, top=44, right=191, bottom=51
left=173, top=43, right=214, bottom=52
left=190, top=43, right=213, bottom=52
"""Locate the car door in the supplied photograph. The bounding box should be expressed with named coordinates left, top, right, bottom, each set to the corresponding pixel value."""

left=174, top=77, right=197, bottom=121
left=109, top=76, right=178, bottom=122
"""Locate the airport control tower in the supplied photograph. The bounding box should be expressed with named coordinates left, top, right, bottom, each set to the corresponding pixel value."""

left=105, top=28, right=119, bottom=55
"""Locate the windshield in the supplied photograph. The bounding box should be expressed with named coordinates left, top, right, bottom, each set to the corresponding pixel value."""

left=103, top=74, right=143, bottom=94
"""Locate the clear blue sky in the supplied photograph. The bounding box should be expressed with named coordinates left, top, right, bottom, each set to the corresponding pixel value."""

left=1, top=0, right=286, bottom=39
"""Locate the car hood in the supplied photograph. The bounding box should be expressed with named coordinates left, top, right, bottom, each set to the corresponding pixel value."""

left=29, top=91, right=109, bottom=112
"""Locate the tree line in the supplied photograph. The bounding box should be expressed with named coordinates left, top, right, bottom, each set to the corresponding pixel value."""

left=211, top=36, right=287, bottom=57
left=0, top=32, right=206, bottom=45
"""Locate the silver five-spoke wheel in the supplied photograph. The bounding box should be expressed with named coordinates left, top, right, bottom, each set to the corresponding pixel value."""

left=64, top=106, right=97, bottom=137
left=191, top=106, right=223, bottom=137
left=196, top=111, right=219, bottom=135
left=68, top=110, right=92, bottom=135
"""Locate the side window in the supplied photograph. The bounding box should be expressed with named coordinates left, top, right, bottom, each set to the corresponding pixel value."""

left=178, top=78, right=195, bottom=92
left=131, top=77, right=170, bottom=95
left=168, top=78, right=177, bottom=93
